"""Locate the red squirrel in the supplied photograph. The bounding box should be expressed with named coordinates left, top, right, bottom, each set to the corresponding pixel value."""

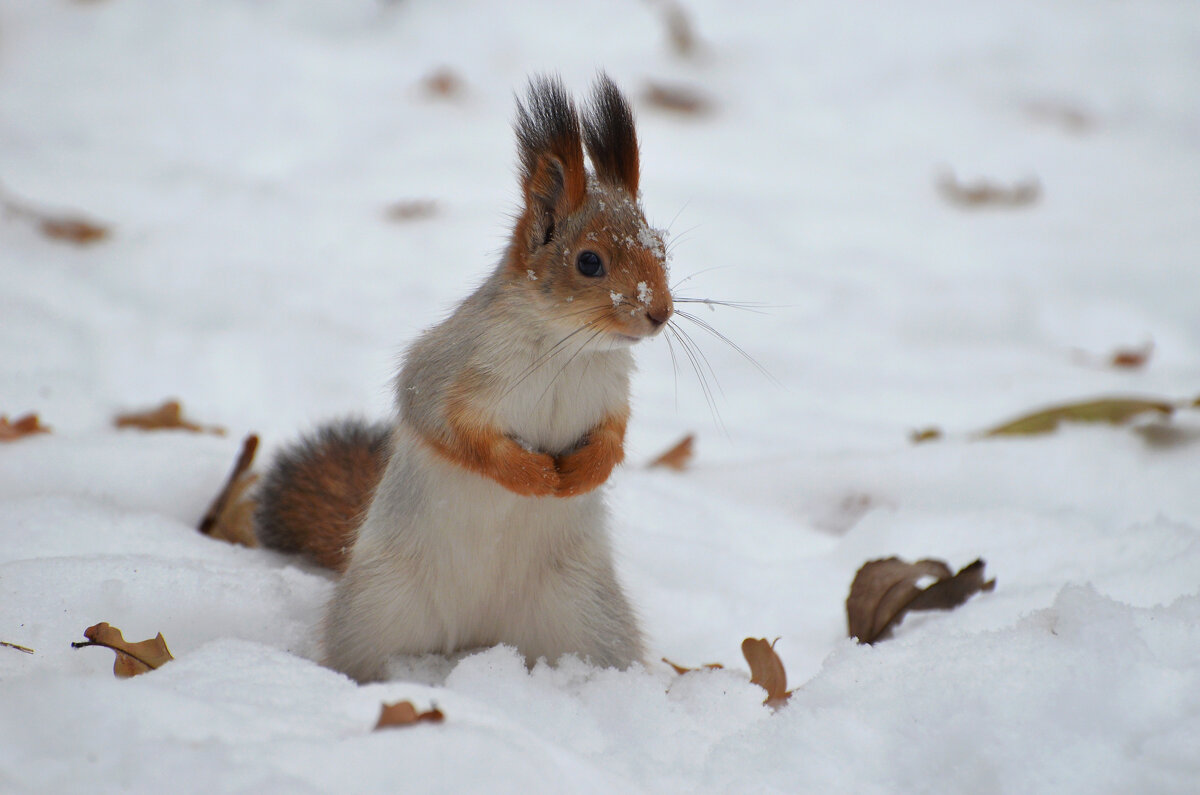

left=254, top=74, right=673, bottom=683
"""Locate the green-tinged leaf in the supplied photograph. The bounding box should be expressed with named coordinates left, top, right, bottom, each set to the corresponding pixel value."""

left=984, top=398, right=1174, bottom=437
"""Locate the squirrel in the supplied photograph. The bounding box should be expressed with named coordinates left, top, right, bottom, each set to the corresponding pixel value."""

left=253, top=74, right=674, bottom=683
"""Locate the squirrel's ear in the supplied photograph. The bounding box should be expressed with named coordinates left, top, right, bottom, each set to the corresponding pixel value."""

left=583, top=73, right=639, bottom=196
left=516, top=76, right=587, bottom=226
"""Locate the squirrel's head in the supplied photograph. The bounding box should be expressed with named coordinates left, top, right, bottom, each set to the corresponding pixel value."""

left=508, top=74, right=673, bottom=347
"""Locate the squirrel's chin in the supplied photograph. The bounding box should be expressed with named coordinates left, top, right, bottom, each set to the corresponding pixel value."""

left=608, top=333, right=645, bottom=348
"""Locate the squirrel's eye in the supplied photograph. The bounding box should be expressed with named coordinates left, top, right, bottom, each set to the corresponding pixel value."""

left=576, top=250, right=604, bottom=278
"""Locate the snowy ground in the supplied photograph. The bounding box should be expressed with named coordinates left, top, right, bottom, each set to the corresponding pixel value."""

left=3, top=1, right=1200, bottom=792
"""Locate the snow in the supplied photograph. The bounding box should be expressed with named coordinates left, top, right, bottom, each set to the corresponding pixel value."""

left=636, top=281, right=653, bottom=306
left=3, top=0, right=1200, bottom=792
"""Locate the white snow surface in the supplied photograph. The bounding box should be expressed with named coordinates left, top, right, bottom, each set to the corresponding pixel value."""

left=3, top=1, right=1200, bottom=792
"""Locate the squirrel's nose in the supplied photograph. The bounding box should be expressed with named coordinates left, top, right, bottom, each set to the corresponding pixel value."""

left=646, top=303, right=672, bottom=328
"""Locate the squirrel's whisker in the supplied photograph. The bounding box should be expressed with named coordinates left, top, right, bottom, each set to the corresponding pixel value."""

left=498, top=309, right=611, bottom=398
left=665, top=323, right=724, bottom=432
left=663, top=200, right=691, bottom=235
left=672, top=297, right=770, bottom=314
left=663, top=326, right=681, bottom=409
left=669, top=265, right=734, bottom=292
left=670, top=321, right=725, bottom=402
left=535, top=323, right=611, bottom=409
left=673, top=309, right=776, bottom=383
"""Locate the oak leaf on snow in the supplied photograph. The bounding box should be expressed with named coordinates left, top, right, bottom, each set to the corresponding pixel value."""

left=375, top=701, right=445, bottom=729
left=73, top=622, right=174, bottom=678
left=115, top=399, right=226, bottom=435
left=0, top=413, right=50, bottom=442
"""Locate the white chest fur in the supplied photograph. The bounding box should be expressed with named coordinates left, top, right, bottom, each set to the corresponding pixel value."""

left=324, top=418, right=642, bottom=682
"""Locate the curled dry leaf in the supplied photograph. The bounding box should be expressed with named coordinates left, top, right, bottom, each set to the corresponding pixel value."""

left=661, top=657, right=724, bottom=675
left=1024, top=100, right=1094, bottom=134
left=1109, top=342, right=1153, bottom=369
left=1132, top=422, right=1200, bottom=451
left=385, top=200, right=438, bottom=222
left=983, top=397, right=1174, bottom=437
left=1, top=185, right=111, bottom=245
left=647, top=433, right=695, bottom=471
left=0, top=413, right=51, bottom=442
left=72, top=622, right=174, bottom=678
left=847, top=557, right=995, bottom=644
left=741, top=638, right=790, bottom=708
left=115, top=399, right=226, bottom=435
left=374, top=701, right=445, bottom=730
left=1071, top=342, right=1154, bottom=370
left=644, top=82, right=713, bottom=116
left=198, top=434, right=260, bottom=548
left=422, top=67, right=464, bottom=98
left=650, top=0, right=699, bottom=57
left=40, top=217, right=110, bottom=245
left=910, top=427, right=942, bottom=444
left=937, top=172, right=1040, bottom=209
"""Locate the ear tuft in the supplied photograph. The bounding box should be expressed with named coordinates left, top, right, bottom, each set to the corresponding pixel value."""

left=515, top=75, right=587, bottom=214
left=583, top=73, right=639, bottom=195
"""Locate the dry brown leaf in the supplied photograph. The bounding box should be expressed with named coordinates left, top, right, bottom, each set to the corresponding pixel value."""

left=847, top=557, right=995, bottom=644
left=385, top=200, right=437, bottom=222
left=661, top=657, right=724, bottom=675
left=741, top=638, right=790, bottom=708
left=651, top=0, right=699, bottom=56
left=2, top=186, right=111, bottom=245
left=647, top=434, right=695, bottom=471
left=1024, top=101, right=1094, bottom=134
left=1110, top=342, right=1153, bottom=369
left=1, top=640, right=34, bottom=654
left=0, top=413, right=51, bottom=442
left=72, top=622, right=174, bottom=677
left=40, top=217, right=110, bottom=245
left=374, top=701, right=445, bottom=730
left=1133, top=422, right=1200, bottom=450
left=644, top=82, right=713, bottom=116
left=422, top=67, right=464, bottom=98
left=983, top=397, right=1174, bottom=437
left=198, top=434, right=260, bottom=547
left=906, top=559, right=995, bottom=612
left=115, top=399, right=226, bottom=435
left=938, top=172, right=1040, bottom=209
left=910, top=427, right=942, bottom=444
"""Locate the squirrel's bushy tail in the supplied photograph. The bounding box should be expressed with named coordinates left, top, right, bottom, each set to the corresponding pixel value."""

left=254, top=419, right=391, bottom=572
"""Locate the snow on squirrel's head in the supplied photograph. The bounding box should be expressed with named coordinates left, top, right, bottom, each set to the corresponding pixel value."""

left=507, top=73, right=673, bottom=347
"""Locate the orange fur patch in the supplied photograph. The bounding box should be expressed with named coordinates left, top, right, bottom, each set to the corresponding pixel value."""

left=528, top=152, right=586, bottom=217
left=554, top=410, right=628, bottom=497
left=429, top=389, right=560, bottom=497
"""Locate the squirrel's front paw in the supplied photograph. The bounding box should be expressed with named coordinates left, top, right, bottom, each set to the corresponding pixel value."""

left=555, top=439, right=620, bottom=497
left=494, top=445, right=560, bottom=497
